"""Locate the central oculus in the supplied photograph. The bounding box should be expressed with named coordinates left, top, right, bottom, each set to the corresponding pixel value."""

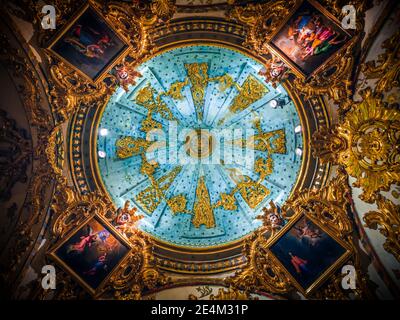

left=97, top=45, right=303, bottom=247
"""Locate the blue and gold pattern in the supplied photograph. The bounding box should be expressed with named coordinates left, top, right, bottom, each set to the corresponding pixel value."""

left=97, top=45, right=303, bottom=247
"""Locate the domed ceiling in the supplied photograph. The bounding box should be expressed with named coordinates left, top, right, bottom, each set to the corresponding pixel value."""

left=96, top=45, right=303, bottom=247
left=0, top=0, right=399, bottom=303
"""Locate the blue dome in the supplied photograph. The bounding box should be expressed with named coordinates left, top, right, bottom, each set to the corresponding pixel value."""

left=97, top=45, right=303, bottom=247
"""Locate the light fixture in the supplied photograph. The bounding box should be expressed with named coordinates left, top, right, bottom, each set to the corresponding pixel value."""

left=295, top=148, right=302, bottom=156
left=98, top=150, right=106, bottom=158
left=269, top=99, right=278, bottom=108
left=99, top=128, right=108, bottom=136
left=269, top=97, right=288, bottom=109
left=295, top=125, right=302, bottom=133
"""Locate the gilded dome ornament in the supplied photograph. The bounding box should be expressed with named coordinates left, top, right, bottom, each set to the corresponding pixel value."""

left=312, top=88, right=400, bottom=203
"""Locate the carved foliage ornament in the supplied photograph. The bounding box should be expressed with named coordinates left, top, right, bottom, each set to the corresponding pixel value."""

left=228, top=0, right=297, bottom=54
left=312, top=88, right=400, bottom=204
left=363, top=194, right=400, bottom=262
left=189, top=287, right=257, bottom=300
left=0, top=32, right=56, bottom=280
left=354, top=29, right=400, bottom=263
left=0, top=110, right=31, bottom=201
left=362, top=30, right=400, bottom=94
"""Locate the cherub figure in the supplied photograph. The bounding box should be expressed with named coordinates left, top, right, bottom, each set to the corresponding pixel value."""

left=258, top=55, right=289, bottom=87
left=113, top=200, right=143, bottom=237
left=113, top=62, right=142, bottom=92
left=294, top=221, right=322, bottom=246
left=66, top=232, right=96, bottom=254
left=257, top=201, right=285, bottom=234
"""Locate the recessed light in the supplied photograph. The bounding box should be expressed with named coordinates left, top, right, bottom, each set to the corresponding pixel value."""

left=269, top=99, right=278, bottom=108
left=98, top=150, right=106, bottom=158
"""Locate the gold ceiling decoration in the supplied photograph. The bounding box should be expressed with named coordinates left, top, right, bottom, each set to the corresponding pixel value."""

left=185, top=62, right=209, bottom=120
left=42, top=0, right=177, bottom=123
left=362, top=30, right=400, bottom=94
left=364, top=194, right=400, bottom=262
left=49, top=180, right=167, bottom=299
left=123, top=62, right=242, bottom=132
left=189, top=287, right=255, bottom=300
left=0, top=32, right=57, bottom=281
left=149, top=0, right=177, bottom=24
left=309, top=25, right=400, bottom=265
left=183, top=62, right=243, bottom=121
left=133, top=83, right=177, bottom=131
left=227, top=232, right=293, bottom=295
left=312, top=88, right=400, bottom=204
left=227, top=75, right=268, bottom=114
left=87, top=35, right=322, bottom=273
left=115, top=124, right=188, bottom=216
left=227, top=168, right=371, bottom=298
left=228, top=0, right=372, bottom=111
left=52, top=190, right=112, bottom=238
left=44, top=125, right=64, bottom=178
left=192, top=176, right=216, bottom=229
left=2, top=0, right=394, bottom=300
left=283, top=168, right=353, bottom=239
left=105, top=225, right=169, bottom=300
left=356, top=30, right=400, bottom=263
left=113, top=60, right=280, bottom=225
left=209, top=287, right=255, bottom=300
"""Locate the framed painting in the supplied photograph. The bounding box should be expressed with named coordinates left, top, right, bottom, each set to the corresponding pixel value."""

left=48, top=214, right=131, bottom=296
left=47, top=2, right=130, bottom=83
left=267, top=213, right=351, bottom=296
left=267, top=0, right=352, bottom=78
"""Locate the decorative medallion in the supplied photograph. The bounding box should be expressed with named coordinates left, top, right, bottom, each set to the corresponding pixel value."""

left=96, top=45, right=304, bottom=247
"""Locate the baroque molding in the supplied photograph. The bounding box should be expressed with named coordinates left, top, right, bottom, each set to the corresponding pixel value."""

left=0, top=110, right=31, bottom=201
left=4, top=0, right=177, bottom=124
left=312, top=88, right=400, bottom=204
left=227, top=168, right=371, bottom=299
left=49, top=179, right=168, bottom=299
left=0, top=30, right=55, bottom=285
left=309, top=23, right=400, bottom=281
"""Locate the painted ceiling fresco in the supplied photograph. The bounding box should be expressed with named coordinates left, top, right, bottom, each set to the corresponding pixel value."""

left=97, top=45, right=303, bottom=247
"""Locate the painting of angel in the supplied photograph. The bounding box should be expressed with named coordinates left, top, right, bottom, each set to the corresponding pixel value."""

left=48, top=4, right=128, bottom=82
left=269, top=0, right=351, bottom=77
left=52, top=216, right=129, bottom=291
left=269, top=214, right=349, bottom=293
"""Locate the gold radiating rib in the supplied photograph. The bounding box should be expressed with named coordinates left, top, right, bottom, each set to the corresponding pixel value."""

left=192, top=176, right=216, bottom=228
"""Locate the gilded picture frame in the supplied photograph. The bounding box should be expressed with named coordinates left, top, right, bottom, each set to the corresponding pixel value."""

left=267, top=212, right=352, bottom=296
left=48, top=213, right=132, bottom=297
left=266, top=0, right=353, bottom=79
left=46, top=1, right=130, bottom=83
